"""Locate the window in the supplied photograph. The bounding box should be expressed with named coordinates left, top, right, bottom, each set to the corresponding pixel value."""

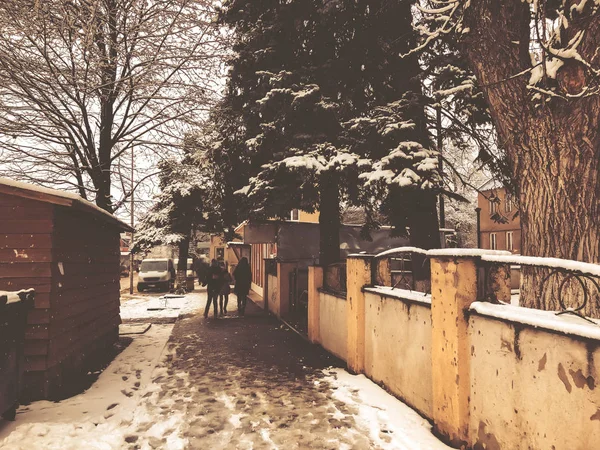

left=489, top=198, right=498, bottom=215
left=506, top=231, right=514, bottom=251
left=290, top=209, right=299, bottom=221
left=140, top=260, right=168, bottom=272
left=505, top=195, right=513, bottom=213
left=490, top=233, right=497, bottom=250
left=216, top=247, right=225, bottom=261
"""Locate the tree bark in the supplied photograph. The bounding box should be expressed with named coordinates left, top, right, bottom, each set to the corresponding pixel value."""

left=319, top=175, right=341, bottom=266
left=408, top=192, right=441, bottom=285
left=176, top=234, right=191, bottom=293
left=462, top=0, right=600, bottom=316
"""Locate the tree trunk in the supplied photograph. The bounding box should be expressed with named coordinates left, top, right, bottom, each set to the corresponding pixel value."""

left=462, top=0, right=600, bottom=316
left=176, top=235, right=191, bottom=294
left=319, top=175, right=341, bottom=266
left=408, top=192, right=441, bottom=287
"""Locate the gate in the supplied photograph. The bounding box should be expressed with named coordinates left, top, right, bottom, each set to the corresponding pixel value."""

left=288, top=267, right=309, bottom=334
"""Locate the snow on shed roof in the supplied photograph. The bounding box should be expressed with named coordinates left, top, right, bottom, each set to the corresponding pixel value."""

left=0, top=177, right=133, bottom=232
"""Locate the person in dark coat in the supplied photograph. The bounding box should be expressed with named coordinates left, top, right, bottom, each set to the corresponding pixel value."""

left=202, top=259, right=223, bottom=318
left=219, top=262, right=232, bottom=316
left=233, top=257, right=251, bottom=316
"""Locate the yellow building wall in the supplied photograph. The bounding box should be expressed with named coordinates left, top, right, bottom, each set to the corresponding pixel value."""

left=298, top=210, right=319, bottom=223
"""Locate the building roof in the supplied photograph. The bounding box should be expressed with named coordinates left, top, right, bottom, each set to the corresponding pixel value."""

left=477, top=178, right=504, bottom=192
left=0, top=177, right=133, bottom=232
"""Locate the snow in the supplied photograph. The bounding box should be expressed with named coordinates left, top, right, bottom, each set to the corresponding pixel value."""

left=470, top=301, right=600, bottom=341
left=0, top=324, right=176, bottom=450
left=480, top=254, right=600, bottom=277
left=322, top=368, right=452, bottom=450
left=0, top=177, right=131, bottom=230
left=375, top=246, right=429, bottom=258
left=354, top=248, right=512, bottom=259
left=365, top=286, right=432, bottom=305
left=427, top=248, right=511, bottom=257
left=0, top=288, right=35, bottom=305
left=120, top=293, right=203, bottom=322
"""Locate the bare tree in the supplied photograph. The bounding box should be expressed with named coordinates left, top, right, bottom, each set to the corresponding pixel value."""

left=417, top=1, right=600, bottom=315
left=0, top=0, right=225, bottom=211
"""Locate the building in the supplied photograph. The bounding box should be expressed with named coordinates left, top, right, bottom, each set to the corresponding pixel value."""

left=210, top=208, right=454, bottom=331
left=477, top=181, right=521, bottom=254
left=0, top=178, right=132, bottom=399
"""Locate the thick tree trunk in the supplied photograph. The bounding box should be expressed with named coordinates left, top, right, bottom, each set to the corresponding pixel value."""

left=463, top=0, right=600, bottom=316
left=319, top=175, right=341, bottom=266
left=176, top=235, right=191, bottom=293
left=408, top=192, right=441, bottom=286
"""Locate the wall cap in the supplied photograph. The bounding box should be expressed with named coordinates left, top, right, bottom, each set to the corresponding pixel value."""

left=364, top=286, right=432, bottom=306
left=318, top=287, right=347, bottom=300
left=428, top=249, right=511, bottom=257
left=481, top=254, right=600, bottom=277
left=347, top=253, right=375, bottom=259
left=471, top=301, right=600, bottom=341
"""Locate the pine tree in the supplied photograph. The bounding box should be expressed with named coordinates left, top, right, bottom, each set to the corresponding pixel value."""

left=134, top=152, right=207, bottom=291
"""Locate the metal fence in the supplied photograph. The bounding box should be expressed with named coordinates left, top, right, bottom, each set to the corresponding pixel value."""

left=323, top=262, right=347, bottom=295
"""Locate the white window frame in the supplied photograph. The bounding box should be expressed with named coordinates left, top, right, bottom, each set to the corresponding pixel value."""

left=489, top=199, right=497, bottom=215
left=506, top=231, right=513, bottom=251
left=505, top=195, right=513, bottom=213
left=290, top=209, right=299, bottom=221
left=490, top=233, right=497, bottom=250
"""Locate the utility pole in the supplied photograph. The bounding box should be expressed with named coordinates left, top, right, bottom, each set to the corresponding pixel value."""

left=129, top=145, right=135, bottom=295
left=436, top=106, right=445, bottom=228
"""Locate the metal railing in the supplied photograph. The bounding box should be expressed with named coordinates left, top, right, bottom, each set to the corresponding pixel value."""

left=372, top=247, right=429, bottom=293
left=323, top=262, right=347, bottom=295
left=481, top=254, right=600, bottom=323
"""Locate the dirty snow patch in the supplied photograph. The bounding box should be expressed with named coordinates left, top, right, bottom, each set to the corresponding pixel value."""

left=323, top=368, right=452, bottom=450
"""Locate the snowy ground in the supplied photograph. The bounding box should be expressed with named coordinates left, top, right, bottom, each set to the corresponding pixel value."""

left=0, top=290, right=450, bottom=449
left=322, top=369, right=450, bottom=450
left=119, top=291, right=203, bottom=322
left=0, top=324, right=175, bottom=449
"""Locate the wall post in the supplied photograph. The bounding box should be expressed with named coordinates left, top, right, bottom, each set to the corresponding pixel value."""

left=346, top=254, right=374, bottom=374
left=276, top=261, right=296, bottom=318
left=430, top=252, right=478, bottom=447
left=308, top=266, right=324, bottom=343
left=429, top=249, right=510, bottom=447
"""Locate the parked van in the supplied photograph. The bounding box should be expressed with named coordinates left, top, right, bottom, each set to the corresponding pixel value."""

left=173, top=258, right=195, bottom=277
left=137, top=258, right=175, bottom=292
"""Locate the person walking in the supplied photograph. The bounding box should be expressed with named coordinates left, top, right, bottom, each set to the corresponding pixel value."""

left=219, top=262, right=232, bottom=316
left=233, top=257, right=251, bottom=316
left=202, top=259, right=223, bottom=319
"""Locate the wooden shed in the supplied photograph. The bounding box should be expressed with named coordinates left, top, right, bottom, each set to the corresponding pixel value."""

left=0, top=178, right=132, bottom=400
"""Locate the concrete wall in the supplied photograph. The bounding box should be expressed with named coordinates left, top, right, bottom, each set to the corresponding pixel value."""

left=364, top=290, right=433, bottom=419
left=468, top=312, right=600, bottom=450
left=266, top=274, right=278, bottom=313
left=318, top=291, right=347, bottom=360
left=308, top=253, right=600, bottom=450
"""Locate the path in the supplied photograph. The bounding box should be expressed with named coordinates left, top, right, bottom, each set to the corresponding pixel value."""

left=0, top=290, right=450, bottom=449
left=125, top=293, right=449, bottom=449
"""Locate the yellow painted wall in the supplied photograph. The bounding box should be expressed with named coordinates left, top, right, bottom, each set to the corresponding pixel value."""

left=364, top=291, right=433, bottom=419
left=267, top=273, right=278, bottom=314
left=468, top=314, right=600, bottom=450
left=298, top=210, right=319, bottom=223
left=309, top=254, right=600, bottom=450
left=318, top=291, right=347, bottom=361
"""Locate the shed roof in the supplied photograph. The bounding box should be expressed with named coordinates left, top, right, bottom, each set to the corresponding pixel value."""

left=0, top=177, right=133, bottom=232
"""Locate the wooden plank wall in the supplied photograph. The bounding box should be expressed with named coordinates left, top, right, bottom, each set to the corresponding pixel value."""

left=49, top=207, right=121, bottom=371
left=0, top=195, right=54, bottom=378
left=0, top=195, right=54, bottom=374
